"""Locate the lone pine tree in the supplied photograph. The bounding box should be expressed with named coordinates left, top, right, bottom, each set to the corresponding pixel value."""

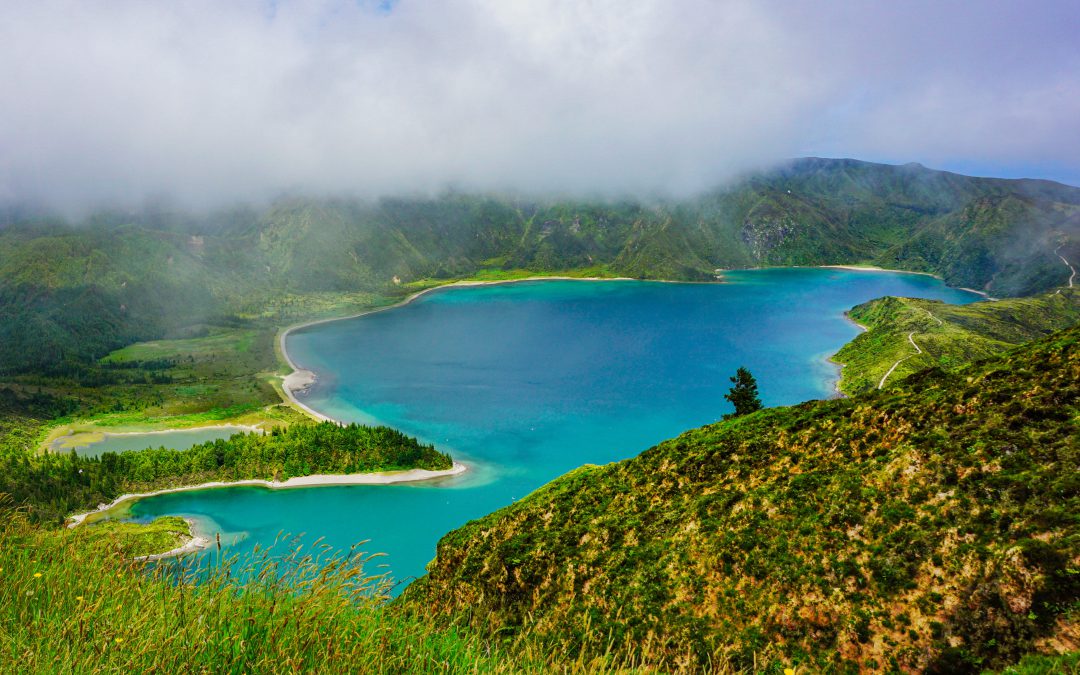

left=723, top=367, right=763, bottom=419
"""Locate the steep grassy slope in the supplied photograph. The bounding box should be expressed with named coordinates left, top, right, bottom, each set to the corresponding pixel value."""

left=403, top=326, right=1080, bottom=673
left=3, top=159, right=1079, bottom=373
left=834, top=289, right=1080, bottom=395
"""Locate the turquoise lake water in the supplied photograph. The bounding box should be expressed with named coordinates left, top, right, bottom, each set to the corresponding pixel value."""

left=66, top=426, right=253, bottom=458
left=129, top=269, right=980, bottom=588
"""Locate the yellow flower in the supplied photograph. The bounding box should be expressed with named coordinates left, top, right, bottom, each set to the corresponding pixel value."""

left=76, top=596, right=85, bottom=602
left=785, top=669, right=796, bottom=675
left=33, top=572, right=42, bottom=578
left=114, top=637, right=124, bottom=644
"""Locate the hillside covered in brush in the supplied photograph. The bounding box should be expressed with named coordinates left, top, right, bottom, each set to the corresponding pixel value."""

left=2, top=158, right=1079, bottom=373
left=402, top=324, right=1080, bottom=673
left=834, top=288, right=1080, bottom=394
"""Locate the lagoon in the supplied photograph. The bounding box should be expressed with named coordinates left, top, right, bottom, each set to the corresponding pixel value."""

left=60, top=426, right=255, bottom=459
left=129, top=269, right=979, bottom=587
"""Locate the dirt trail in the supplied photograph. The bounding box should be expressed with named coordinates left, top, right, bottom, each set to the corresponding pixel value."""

left=877, top=309, right=939, bottom=389
left=1055, top=246, right=1076, bottom=293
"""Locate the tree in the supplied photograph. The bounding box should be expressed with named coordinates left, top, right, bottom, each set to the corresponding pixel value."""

left=723, top=367, right=762, bottom=419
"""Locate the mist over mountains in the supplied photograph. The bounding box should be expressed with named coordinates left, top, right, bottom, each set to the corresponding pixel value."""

left=2, top=1, right=1079, bottom=211
left=2, top=158, right=1078, bottom=374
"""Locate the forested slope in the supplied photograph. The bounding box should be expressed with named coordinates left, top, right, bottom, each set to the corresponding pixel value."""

left=0, top=420, right=451, bottom=524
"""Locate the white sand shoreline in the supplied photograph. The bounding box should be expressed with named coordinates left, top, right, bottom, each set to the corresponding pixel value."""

left=821, top=265, right=997, bottom=299
left=68, top=462, right=468, bottom=529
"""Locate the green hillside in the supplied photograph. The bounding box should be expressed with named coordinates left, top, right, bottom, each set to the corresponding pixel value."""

left=834, top=288, right=1080, bottom=395
left=402, top=324, right=1080, bottom=673
left=3, top=158, right=1079, bottom=374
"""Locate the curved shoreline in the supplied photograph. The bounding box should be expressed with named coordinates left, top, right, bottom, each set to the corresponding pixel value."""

left=277, top=267, right=988, bottom=416
left=827, top=312, right=870, bottom=398
left=276, top=276, right=634, bottom=421
left=820, top=265, right=996, bottom=300
left=79, top=267, right=982, bottom=555
left=68, top=462, right=468, bottom=529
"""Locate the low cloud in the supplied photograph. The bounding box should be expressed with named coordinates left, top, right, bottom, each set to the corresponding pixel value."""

left=1, top=0, right=1077, bottom=211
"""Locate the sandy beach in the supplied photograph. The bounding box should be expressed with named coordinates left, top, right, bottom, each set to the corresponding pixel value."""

left=821, top=264, right=936, bottom=276
left=821, top=265, right=996, bottom=299
left=68, top=462, right=468, bottom=528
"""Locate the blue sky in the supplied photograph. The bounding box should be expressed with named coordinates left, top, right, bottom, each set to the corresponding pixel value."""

left=1, top=0, right=1078, bottom=208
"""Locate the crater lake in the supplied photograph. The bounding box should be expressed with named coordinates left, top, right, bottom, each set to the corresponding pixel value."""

left=128, top=268, right=980, bottom=587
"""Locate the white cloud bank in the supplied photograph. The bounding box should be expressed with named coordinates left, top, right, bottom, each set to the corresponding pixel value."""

left=1, top=0, right=1077, bottom=209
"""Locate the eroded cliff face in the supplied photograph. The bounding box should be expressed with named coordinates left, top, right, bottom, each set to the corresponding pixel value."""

left=742, top=209, right=803, bottom=261
left=402, top=325, right=1080, bottom=673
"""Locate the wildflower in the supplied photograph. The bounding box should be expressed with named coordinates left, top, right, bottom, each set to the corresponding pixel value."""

left=115, top=637, right=124, bottom=644
left=33, top=572, right=42, bottom=578
left=76, top=596, right=85, bottom=602
left=785, top=669, right=796, bottom=675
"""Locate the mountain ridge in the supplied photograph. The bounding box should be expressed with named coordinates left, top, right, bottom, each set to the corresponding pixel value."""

left=2, top=158, right=1078, bottom=373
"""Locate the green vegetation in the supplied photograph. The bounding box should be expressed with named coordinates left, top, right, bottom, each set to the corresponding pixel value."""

left=0, top=499, right=670, bottom=673
left=2, top=322, right=294, bottom=457
left=403, top=324, right=1080, bottom=673
left=80, top=515, right=194, bottom=558
left=2, top=422, right=451, bottom=525
left=834, top=288, right=1080, bottom=394
left=3, top=159, right=1078, bottom=375
left=3, top=158, right=1080, bottom=671
left=0, top=502, right=488, bottom=672
left=723, top=366, right=763, bottom=419
left=989, top=651, right=1080, bottom=674
left=407, top=264, right=622, bottom=287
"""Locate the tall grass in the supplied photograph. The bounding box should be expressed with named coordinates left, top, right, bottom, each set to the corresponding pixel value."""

left=0, top=498, right=672, bottom=673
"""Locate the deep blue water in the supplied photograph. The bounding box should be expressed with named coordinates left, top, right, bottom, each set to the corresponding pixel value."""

left=130, top=269, right=979, bottom=587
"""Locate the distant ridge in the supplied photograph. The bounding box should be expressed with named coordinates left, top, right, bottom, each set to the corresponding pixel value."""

left=1, top=158, right=1078, bottom=372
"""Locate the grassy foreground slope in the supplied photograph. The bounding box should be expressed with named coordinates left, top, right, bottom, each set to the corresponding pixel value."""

left=834, top=288, right=1080, bottom=395
left=403, top=325, right=1080, bottom=673
left=0, top=500, right=508, bottom=673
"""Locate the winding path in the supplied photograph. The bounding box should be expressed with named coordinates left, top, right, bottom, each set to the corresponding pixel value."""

left=877, top=309, right=940, bottom=389
left=1055, top=246, right=1076, bottom=293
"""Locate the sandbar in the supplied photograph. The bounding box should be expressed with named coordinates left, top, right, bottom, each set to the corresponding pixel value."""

left=68, top=462, right=467, bottom=528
